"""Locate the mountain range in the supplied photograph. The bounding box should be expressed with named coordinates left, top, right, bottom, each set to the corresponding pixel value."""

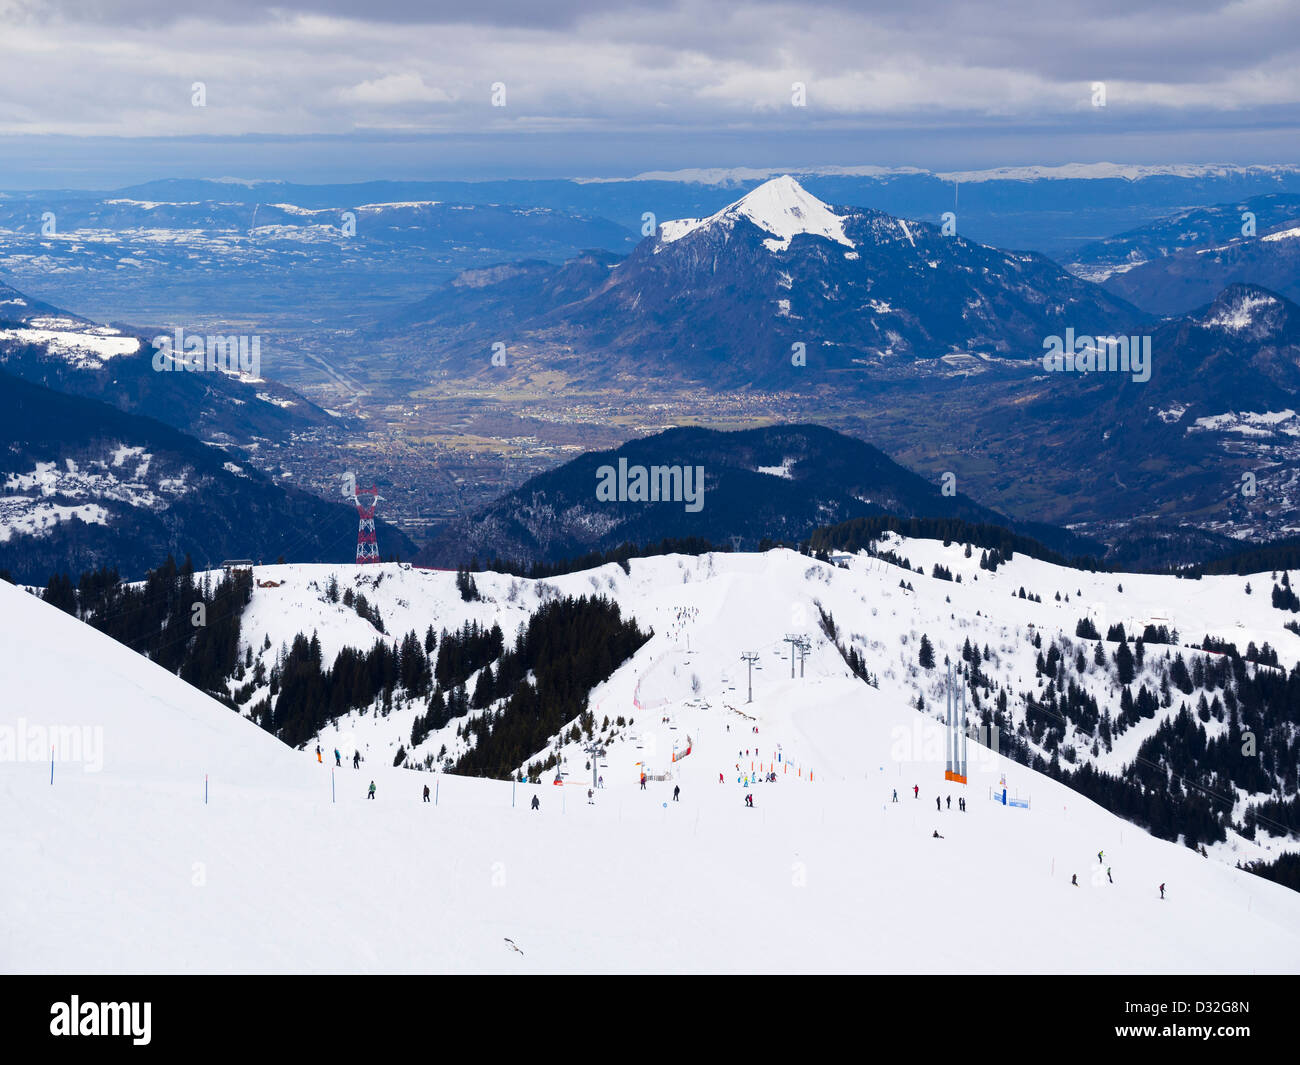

left=415, top=423, right=1102, bottom=567
left=381, top=175, right=1144, bottom=389
left=0, top=369, right=414, bottom=584
left=0, top=279, right=339, bottom=443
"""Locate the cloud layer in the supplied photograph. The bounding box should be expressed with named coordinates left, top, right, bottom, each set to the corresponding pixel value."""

left=1, top=0, right=1297, bottom=181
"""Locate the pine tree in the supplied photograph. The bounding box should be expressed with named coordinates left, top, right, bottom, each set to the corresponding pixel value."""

left=918, top=634, right=935, bottom=669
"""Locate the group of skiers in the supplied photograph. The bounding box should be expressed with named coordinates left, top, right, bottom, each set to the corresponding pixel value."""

left=913, top=786, right=1167, bottom=899
left=1062, top=849, right=1163, bottom=898
left=315, top=743, right=361, bottom=769
left=898, top=785, right=966, bottom=813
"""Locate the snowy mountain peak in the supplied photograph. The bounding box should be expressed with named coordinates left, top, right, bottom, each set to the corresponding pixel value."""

left=658, top=175, right=855, bottom=253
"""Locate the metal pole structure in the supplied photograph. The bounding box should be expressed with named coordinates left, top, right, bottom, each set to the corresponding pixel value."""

left=784, top=635, right=800, bottom=678
left=945, top=663, right=953, bottom=776
left=961, top=682, right=968, bottom=779
left=741, top=652, right=759, bottom=704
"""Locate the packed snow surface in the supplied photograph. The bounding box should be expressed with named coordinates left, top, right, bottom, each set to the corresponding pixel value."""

left=4, top=543, right=1300, bottom=974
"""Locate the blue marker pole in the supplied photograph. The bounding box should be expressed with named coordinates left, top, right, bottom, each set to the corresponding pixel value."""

left=205, top=773, right=208, bottom=805
left=50, top=745, right=54, bottom=785
left=332, top=768, right=335, bottom=804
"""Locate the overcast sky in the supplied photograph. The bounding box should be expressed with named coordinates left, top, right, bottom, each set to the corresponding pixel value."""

left=2, top=0, right=1298, bottom=186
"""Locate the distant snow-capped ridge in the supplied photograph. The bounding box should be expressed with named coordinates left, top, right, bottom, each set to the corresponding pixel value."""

left=1200, top=290, right=1284, bottom=333
left=581, top=162, right=1300, bottom=187
left=656, top=175, right=855, bottom=252
left=205, top=176, right=286, bottom=187
left=0, top=318, right=140, bottom=367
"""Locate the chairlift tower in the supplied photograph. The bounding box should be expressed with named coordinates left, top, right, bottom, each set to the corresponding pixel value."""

left=741, top=652, right=760, bottom=704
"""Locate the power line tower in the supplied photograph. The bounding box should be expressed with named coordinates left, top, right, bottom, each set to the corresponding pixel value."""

left=740, top=652, right=759, bottom=704
left=352, top=484, right=383, bottom=565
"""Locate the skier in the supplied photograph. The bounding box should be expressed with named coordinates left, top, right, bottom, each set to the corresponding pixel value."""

left=1107, top=867, right=1113, bottom=884
left=1071, top=874, right=1078, bottom=886
left=719, top=772, right=724, bottom=783
left=316, top=744, right=322, bottom=764
left=913, top=784, right=919, bottom=799
left=422, top=784, right=430, bottom=803
left=744, top=793, right=753, bottom=808
left=933, top=829, right=943, bottom=839
left=598, top=775, right=604, bottom=788
left=353, top=751, right=360, bottom=769
left=334, top=748, right=341, bottom=767
left=959, top=797, right=965, bottom=812
left=936, top=796, right=941, bottom=811
left=946, top=795, right=951, bottom=809
left=367, top=780, right=376, bottom=800
left=892, top=789, right=898, bottom=803
left=1098, top=850, right=1104, bottom=864
left=1159, top=883, right=1165, bottom=899
left=640, top=773, right=646, bottom=790
left=587, top=788, right=594, bottom=805
left=673, top=785, right=680, bottom=802
left=531, top=794, right=540, bottom=811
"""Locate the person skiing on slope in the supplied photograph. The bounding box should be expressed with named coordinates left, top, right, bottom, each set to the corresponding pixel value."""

left=423, top=784, right=430, bottom=803
left=1159, top=883, right=1165, bottom=899
left=745, top=793, right=753, bottom=808
left=531, top=794, right=540, bottom=811
left=673, top=785, right=680, bottom=802
left=316, top=744, right=322, bottom=764
left=1107, top=867, right=1112, bottom=884
left=1071, top=874, right=1078, bottom=886
left=353, top=751, right=360, bottom=769
left=936, top=796, right=941, bottom=811
left=946, top=795, right=951, bottom=809
left=892, top=789, right=898, bottom=803
left=334, top=748, right=341, bottom=767
left=913, top=784, right=919, bottom=799
left=368, top=781, right=376, bottom=800
left=1098, top=850, right=1104, bottom=864
left=587, top=788, right=594, bottom=805
left=719, top=772, right=724, bottom=783
left=640, top=773, right=646, bottom=790
left=933, top=829, right=943, bottom=839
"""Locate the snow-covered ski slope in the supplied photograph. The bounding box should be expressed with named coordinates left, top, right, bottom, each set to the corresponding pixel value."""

left=4, top=540, right=1300, bottom=974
